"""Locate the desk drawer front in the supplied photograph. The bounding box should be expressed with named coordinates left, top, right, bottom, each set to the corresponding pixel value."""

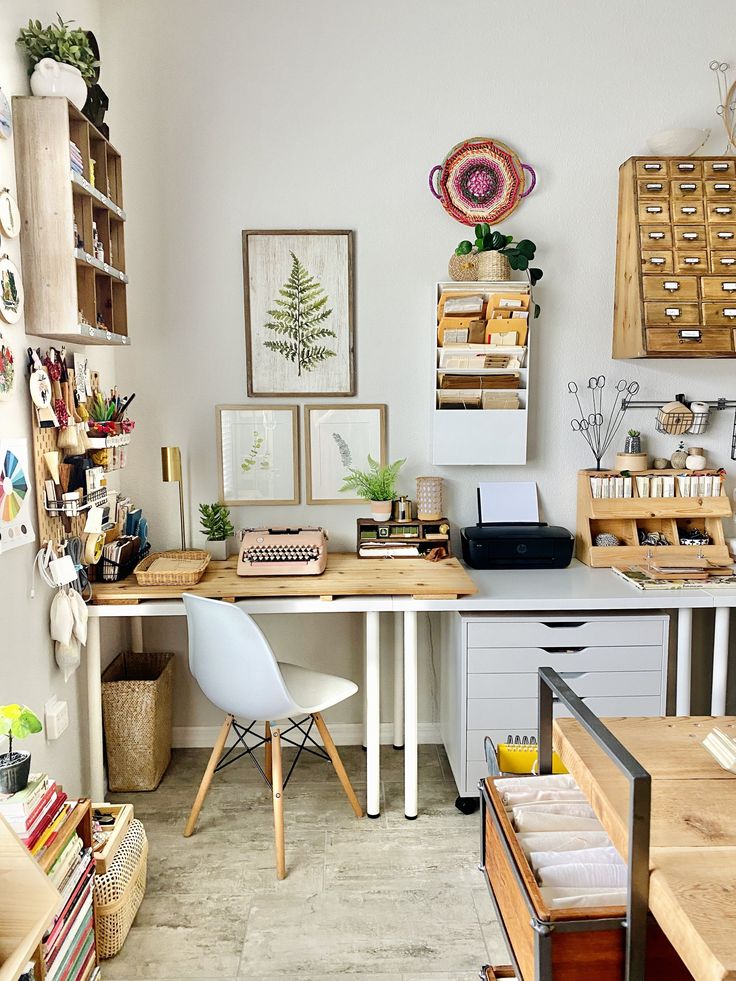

left=468, top=694, right=664, bottom=730
left=467, top=645, right=664, bottom=673
left=466, top=618, right=664, bottom=650
left=469, top=670, right=662, bottom=701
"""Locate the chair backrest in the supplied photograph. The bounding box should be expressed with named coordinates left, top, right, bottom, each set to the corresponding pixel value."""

left=182, top=594, right=297, bottom=721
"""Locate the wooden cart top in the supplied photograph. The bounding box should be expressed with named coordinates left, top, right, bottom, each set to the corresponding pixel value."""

left=91, top=553, right=478, bottom=605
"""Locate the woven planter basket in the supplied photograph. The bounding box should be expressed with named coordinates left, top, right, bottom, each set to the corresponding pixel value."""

left=447, top=252, right=478, bottom=281
left=94, top=818, right=148, bottom=959
left=102, top=651, right=174, bottom=792
left=474, top=250, right=512, bottom=281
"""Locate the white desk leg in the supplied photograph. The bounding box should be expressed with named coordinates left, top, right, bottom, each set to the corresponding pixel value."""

left=130, top=616, right=144, bottom=654
left=712, top=607, right=731, bottom=717
left=404, top=610, right=418, bottom=820
left=87, top=617, right=105, bottom=801
left=365, top=611, right=380, bottom=818
left=676, top=607, right=693, bottom=716
left=393, top=612, right=404, bottom=749
left=362, top=627, right=368, bottom=751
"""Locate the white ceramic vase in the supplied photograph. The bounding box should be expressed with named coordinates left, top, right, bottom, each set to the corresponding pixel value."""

left=206, top=539, right=228, bottom=561
left=370, top=500, right=393, bottom=523
left=30, top=58, right=87, bottom=110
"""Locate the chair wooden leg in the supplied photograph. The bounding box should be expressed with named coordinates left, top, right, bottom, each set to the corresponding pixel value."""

left=264, top=721, right=273, bottom=783
left=313, top=712, right=364, bottom=818
left=271, top=727, right=286, bottom=880
left=183, top=714, right=233, bottom=837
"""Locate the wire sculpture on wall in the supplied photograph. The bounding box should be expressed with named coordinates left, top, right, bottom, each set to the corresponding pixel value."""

left=710, top=60, right=736, bottom=154
left=568, top=376, right=640, bottom=470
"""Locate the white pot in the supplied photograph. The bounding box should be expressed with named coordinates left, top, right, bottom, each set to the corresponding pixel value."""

left=370, top=500, right=393, bottom=523
left=206, top=539, right=228, bottom=561
left=647, top=127, right=710, bottom=157
left=30, top=58, right=88, bottom=110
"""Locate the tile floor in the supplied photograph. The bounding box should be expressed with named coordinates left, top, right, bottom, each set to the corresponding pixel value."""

left=106, top=743, right=507, bottom=979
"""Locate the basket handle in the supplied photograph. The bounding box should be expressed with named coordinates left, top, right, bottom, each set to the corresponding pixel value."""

left=428, top=165, right=442, bottom=200
left=521, top=163, right=537, bottom=197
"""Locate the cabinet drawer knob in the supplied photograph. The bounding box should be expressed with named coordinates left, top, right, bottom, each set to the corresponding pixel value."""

left=715, top=207, right=733, bottom=215
left=681, top=207, right=697, bottom=214
left=723, top=308, right=736, bottom=318
left=683, top=257, right=701, bottom=264
left=646, top=183, right=664, bottom=190
left=666, top=307, right=682, bottom=317
left=722, top=282, right=736, bottom=291
left=678, top=163, right=696, bottom=171
left=650, top=257, right=665, bottom=265
left=720, top=257, right=736, bottom=265
left=713, top=162, right=730, bottom=172
left=644, top=163, right=662, bottom=171
left=718, top=231, right=735, bottom=239
left=649, top=232, right=665, bottom=239
left=646, top=206, right=662, bottom=213
left=679, top=183, right=697, bottom=191
left=714, top=183, right=732, bottom=191
left=663, top=281, right=680, bottom=291
left=679, top=330, right=702, bottom=342
left=683, top=232, right=699, bottom=240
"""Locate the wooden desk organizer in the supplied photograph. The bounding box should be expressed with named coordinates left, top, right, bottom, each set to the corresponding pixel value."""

left=576, top=468, right=732, bottom=568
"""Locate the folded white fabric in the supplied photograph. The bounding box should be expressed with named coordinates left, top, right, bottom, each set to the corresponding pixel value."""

left=517, top=830, right=611, bottom=858
left=529, top=846, right=623, bottom=871
left=512, top=802, right=597, bottom=821
left=540, top=886, right=627, bottom=910
left=514, top=811, right=604, bottom=832
left=494, top=774, right=578, bottom=793
left=502, top=789, right=588, bottom=807
left=537, top=862, right=628, bottom=889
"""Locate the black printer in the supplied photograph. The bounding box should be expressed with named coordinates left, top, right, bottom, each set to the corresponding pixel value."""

left=461, top=522, right=575, bottom=569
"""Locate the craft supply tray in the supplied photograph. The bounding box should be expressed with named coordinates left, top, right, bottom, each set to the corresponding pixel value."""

left=134, top=549, right=210, bottom=586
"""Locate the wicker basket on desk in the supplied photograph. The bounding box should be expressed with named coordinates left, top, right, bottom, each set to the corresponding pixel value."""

left=133, top=549, right=210, bottom=585
left=94, top=818, right=148, bottom=959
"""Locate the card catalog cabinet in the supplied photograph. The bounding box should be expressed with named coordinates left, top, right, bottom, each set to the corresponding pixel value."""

left=613, top=156, right=736, bottom=358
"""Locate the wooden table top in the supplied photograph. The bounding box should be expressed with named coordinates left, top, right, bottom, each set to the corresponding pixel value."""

left=554, top=716, right=736, bottom=981
left=91, top=553, right=478, bottom=605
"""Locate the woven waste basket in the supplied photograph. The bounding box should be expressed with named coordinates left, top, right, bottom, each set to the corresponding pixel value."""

left=102, top=651, right=174, bottom=791
left=94, top=818, right=148, bottom=959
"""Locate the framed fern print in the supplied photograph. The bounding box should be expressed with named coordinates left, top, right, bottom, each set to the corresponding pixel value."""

left=216, top=404, right=299, bottom=505
left=243, top=230, right=355, bottom=396
left=305, top=404, right=386, bottom=504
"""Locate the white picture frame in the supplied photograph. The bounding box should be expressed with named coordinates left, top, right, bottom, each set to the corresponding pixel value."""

left=305, top=404, right=386, bottom=504
left=217, top=404, right=299, bottom=506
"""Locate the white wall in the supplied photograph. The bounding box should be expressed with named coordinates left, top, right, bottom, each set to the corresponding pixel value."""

left=97, top=0, right=736, bottom=737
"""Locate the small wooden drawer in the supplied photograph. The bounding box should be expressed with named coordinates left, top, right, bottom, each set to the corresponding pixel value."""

left=671, top=200, right=704, bottom=223
left=674, top=250, right=708, bottom=273
left=671, top=179, right=703, bottom=198
left=638, top=178, right=669, bottom=198
left=639, top=225, right=672, bottom=248
left=673, top=224, right=707, bottom=246
left=638, top=200, right=670, bottom=223
left=706, top=200, right=736, bottom=222
left=642, top=276, right=698, bottom=300
left=701, top=276, right=736, bottom=299
left=709, top=224, right=736, bottom=248
left=705, top=159, right=736, bottom=177
left=644, top=301, right=700, bottom=325
left=702, top=301, right=736, bottom=326
left=641, top=250, right=673, bottom=273
left=647, top=327, right=733, bottom=354
left=670, top=159, right=703, bottom=178
left=706, top=179, right=736, bottom=198
left=636, top=159, right=667, bottom=177
left=710, top=251, right=736, bottom=272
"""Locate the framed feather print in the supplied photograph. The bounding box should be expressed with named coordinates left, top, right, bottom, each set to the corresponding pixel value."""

left=243, top=230, right=355, bottom=397
left=305, top=404, right=386, bottom=504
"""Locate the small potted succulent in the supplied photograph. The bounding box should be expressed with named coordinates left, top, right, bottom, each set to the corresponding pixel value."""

left=340, top=456, right=406, bottom=522
left=624, top=429, right=642, bottom=454
left=17, top=15, right=98, bottom=110
left=0, top=704, right=43, bottom=794
left=199, top=502, right=235, bottom=560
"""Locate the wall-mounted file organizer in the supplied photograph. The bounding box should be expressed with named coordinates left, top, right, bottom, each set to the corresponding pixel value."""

left=576, top=468, right=732, bottom=567
left=432, top=281, right=531, bottom=464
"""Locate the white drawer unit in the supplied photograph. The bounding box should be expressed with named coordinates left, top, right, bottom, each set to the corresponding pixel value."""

left=440, top=612, right=669, bottom=808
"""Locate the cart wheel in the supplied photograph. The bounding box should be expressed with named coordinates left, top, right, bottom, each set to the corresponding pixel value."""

left=455, top=795, right=479, bottom=814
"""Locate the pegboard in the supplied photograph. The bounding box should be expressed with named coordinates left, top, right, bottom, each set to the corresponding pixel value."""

left=30, top=407, right=87, bottom=546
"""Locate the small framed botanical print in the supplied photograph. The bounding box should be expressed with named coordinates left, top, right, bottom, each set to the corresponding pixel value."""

left=305, top=404, right=386, bottom=504
left=243, top=229, right=355, bottom=397
left=217, top=404, right=299, bottom=505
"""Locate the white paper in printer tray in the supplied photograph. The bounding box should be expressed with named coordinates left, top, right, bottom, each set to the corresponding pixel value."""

left=478, top=481, right=539, bottom=524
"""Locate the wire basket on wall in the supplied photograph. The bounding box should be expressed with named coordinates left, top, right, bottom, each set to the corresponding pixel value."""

left=655, top=408, right=710, bottom=436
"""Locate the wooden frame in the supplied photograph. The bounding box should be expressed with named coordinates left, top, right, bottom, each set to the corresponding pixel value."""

left=242, top=229, right=355, bottom=397
left=216, top=404, right=299, bottom=506
left=305, top=403, right=386, bottom=505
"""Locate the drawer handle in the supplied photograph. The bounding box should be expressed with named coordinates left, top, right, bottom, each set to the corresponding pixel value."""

left=649, top=257, right=666, bottom=265
left=714, top=183, right=732, bottom=191
left=679, top=330, right=702, bottom=342
left=713, top=163, right=730, bottom=172
left=720, top=257, right=736, bottom=265
left=666, top=307, right=682, bottom=317
left=718, top=231, right=735, bottom=239
left=678, top=163, right=696, bottom=171
left=682, top=232, right=699, bottom=240
left=648, top=232, right=665, bottom=239
left=646, top=206, right=663, bottom=213
left=679, top=183, right=697, bottom=191
left=558, top=672, right=588, bottom=680
left=683, top=257, right=701, bottom=264
left=722, top=282, right=736, bottom=291
left=644, top=163, right=662, bottom=171
left=663, top=281, right=680, bottom=291
left=723, top=308, right=736, bottom=318
left=540, top=646, right=586, bottom=653
left=541, top=622, right=585, bottom=629
left=681, top=207, right=697, bottom=214
left=715, top=207, right=733, bottom=215
left=646, top=183, right=664, bottom=190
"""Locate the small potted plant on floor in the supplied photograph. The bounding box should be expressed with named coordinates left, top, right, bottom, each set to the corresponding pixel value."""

left=17, top=15, right=98, bottom=110
left=199, top=502, right=235, bottom=560
left=0, top=704, right=42, bottom=794
left=340, top=455, right=406, bottom=522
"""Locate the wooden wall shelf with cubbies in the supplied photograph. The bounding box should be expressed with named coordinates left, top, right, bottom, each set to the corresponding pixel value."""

left=576, top=468, right=732, bottom=567
left=12, top=97, right=129, bottom=346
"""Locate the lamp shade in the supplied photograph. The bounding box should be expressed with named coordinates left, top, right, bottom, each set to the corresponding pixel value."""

left=161, top=446, right=182, bottom=483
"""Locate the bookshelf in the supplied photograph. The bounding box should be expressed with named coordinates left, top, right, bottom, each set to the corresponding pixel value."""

left=12, top=97, right=129, bottom=346
left=576, top=468, right=732, bottom=567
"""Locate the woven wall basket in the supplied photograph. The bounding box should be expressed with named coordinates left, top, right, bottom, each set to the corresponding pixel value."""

left=474, top=251, right=512, bottom=281
left=94, top=818, right=148, bottom=959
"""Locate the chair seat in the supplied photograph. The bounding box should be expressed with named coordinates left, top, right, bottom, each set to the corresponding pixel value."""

left=278, top=661, right=358, bottom=715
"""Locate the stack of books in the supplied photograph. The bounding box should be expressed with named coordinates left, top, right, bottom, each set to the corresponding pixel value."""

left=0, top=773, right=69, bottom=853
left=69, top=141, right=84, bottom=177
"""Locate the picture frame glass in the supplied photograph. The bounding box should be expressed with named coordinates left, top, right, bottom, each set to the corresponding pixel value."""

left=219, top=407, right=298, bottom=504
left=307, top=405, right=385, bottom=503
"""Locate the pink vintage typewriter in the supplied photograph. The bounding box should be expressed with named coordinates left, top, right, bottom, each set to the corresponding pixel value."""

left=236, top=527, right=328, bottom=576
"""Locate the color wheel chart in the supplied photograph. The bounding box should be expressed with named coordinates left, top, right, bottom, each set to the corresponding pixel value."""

left=0, top=438, right=35, bottom=552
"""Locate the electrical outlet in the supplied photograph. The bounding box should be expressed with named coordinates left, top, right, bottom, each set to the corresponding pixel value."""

left=44, top=696, right=69, bottom=740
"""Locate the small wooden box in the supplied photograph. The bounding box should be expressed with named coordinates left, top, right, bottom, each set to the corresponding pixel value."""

left=91, top=803, right=134, bottom=874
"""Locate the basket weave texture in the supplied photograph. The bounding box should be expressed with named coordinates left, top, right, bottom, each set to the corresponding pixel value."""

left=94, top=818, right=148, bottom=959
left=134, top=549, right=210, bottom=585
left=474, top=251, right=512, bottom=281
left=102, top=651, right=174, bottom=791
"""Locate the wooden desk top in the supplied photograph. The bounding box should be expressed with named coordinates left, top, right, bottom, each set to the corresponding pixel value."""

left=554, top=716, right=736, bottom=981
left=91, top=553, right=477, bottom=605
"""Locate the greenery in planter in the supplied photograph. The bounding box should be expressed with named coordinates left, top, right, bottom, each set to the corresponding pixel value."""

left=198, top=502, right=235, bottom=542
left=455, top=223, right=543, bottom=315
left=0, top=704, right=42, bottom=762
left=17, top=15, right=99, bottom=82
left=339, top=456, right=405, bottom=501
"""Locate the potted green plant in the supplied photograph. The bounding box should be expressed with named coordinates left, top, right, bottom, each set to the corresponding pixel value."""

left=339, top=456, right=406, bottom=522
left=17, top=16, right=98, bottom=110
left=199, top=502, right=235, bottom=560
left=0, top=704, right=42, bottom=794
left=452, top=224, right=543, bottom=313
